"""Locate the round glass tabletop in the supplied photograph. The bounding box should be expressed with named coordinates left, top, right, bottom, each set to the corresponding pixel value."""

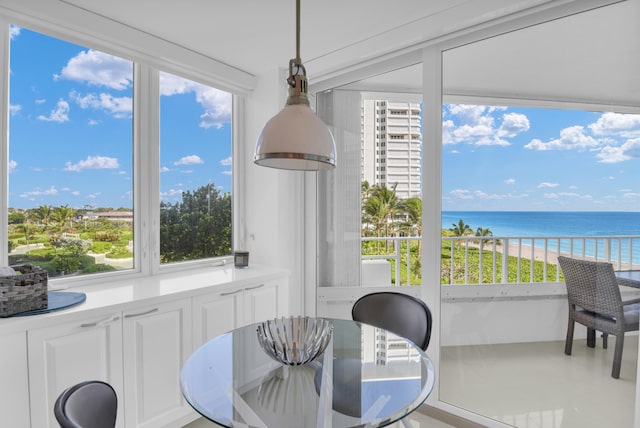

left=181, top=318, right=435, bottom=428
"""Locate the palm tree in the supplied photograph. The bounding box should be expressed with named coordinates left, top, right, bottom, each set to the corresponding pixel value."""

left=475, top=226, right=493, bottom=249
left=400, top=197, right=422, bottom=257
left=450, top=219, right=473, bottom=247
left=32, top=204, right=53, bottom=228
left=362, top=184, right=401, bottom=251
left=52, top=205, right=76, bottom=231
left=17, top=223, right=33, bottom=255
left=450, top=219, right=473, bottom=237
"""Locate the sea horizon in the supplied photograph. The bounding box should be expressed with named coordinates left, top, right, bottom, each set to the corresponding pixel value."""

left=442, top=210, right=640, bottom=265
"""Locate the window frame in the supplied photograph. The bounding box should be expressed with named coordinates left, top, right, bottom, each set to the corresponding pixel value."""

left=0, top=18, right=243, bottom=285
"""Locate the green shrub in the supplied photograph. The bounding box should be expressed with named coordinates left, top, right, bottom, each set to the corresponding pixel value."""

left=95, top=232, right=122, bottom=242
left=91, top=242, right=113, bottom=253
left=106, top=246, right=132, bottom=259
left=81, top=264, right=117, bottom=274
left=52, top=255, right=80, bottom=275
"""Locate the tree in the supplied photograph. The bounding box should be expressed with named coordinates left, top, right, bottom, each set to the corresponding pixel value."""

left=32, top=204, right=53, bottom=228
left=362, top=184, right=401, bottom=253
left=159, top=183, right=232, bottom=263
left=475, top=226, right=494, bottom=249
left=399, top=197, right=422, bottom=258
left=52, top=205, right=76, bottom=230
left=450, top=219, right=473, bottom=247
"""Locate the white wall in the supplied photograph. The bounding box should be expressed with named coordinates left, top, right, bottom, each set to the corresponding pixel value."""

left=244, top=69, right=306, bottom=316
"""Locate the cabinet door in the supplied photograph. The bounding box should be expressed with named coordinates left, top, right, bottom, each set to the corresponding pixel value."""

left=243, top=279, right=288, bottom=325
left=122, top=299, right=192, bottom=428
left=27, top=312, right=124, bottom=428
left=193, top=285, right=243, bottom=346
left=0, top=331, right=30, bottom=427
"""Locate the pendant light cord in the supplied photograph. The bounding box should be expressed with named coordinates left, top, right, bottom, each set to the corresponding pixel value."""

left=295, top=0, right=301, bottom=62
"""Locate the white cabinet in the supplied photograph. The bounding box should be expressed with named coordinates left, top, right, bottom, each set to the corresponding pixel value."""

left=122, top=299, right=193, bottom=428
left=243, top=279, right=287, bottom=325
left=0, top=331, right=30, bottom=427
left=193, top=277, right=289, bottom=347
left=27, top=311, right=124, bottom=428
left=20, top=268, right=289, bottom=428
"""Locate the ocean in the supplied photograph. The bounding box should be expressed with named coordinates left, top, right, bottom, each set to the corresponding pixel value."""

left=442, top=211, right=640, bottom=237
left=441, top=211, right=640, bottom=265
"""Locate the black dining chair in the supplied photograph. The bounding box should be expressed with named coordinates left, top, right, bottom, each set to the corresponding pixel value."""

left=352, top=291, right=432, bottom=351
left=54, top=380, right=118, bottom=428
left=558, top=256, right=640, bottom=379
left=349, top=292, right=433, bottom=427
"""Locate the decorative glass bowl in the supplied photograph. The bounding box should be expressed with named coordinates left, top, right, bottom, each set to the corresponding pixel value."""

left=256, top=316, right=333, bottom=366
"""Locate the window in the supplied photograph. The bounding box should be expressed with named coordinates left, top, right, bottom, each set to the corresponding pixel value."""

left=159, top=72, right=233, bottom=264
left=4, top=25, right=237, bottom=281
left=8, top=26, right=134, bottom=278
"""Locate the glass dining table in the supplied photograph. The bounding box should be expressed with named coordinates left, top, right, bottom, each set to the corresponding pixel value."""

left=181, top=318, right=435, bottom=428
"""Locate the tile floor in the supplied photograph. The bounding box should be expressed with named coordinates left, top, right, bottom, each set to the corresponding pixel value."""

left=184, top=336, right=638, bottom=428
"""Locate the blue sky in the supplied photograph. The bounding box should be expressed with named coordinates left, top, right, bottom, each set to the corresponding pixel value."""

left=8, top=26, right=232, bottom=210
left=442, top=105, right=640, bottom=211
left=7, top=26, right=640, bottom=212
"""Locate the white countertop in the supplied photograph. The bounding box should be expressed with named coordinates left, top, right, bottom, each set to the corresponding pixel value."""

left=0, top=264, right=289, bottom=334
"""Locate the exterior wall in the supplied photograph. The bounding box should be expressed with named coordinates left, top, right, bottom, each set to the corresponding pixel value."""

left=362, top=100, right=422, bottom=199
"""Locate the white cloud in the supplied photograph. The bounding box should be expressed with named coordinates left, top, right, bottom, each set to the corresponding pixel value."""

left=589, top=112, right=640, bottom=138
left=56, top=49, right=133, bottom=90
left=9, top=160, right=17, bottom=173
left=544, top=192, right=592, bottom=200
left=160, top=166, right=170, bottom=173
left=222, top=170, right=232, bottom=175
left=65, top=155, right=120, bottom=172
left=498, top=113, right=530, bottom=138
left=450, top=187, right=526, bottom=201
left=160, top=188, right=184, bottom=199
left=623, top=192, right=640, bottom=199
left=450, top=189, right=474, bottom=199
left=72, top=191, right=80, bottom=196
left=174, top=155, right=204, bottom=166
left=37, top=99, right=70, bottom=123
left=70, top=91, right=132, bottom=119
left=443, top=104, right=523, bottom=147
left=595, top=138, right=640, bottom=163
left=537, top=182, right=558, bottom=188
left=20, top=186, right=59, bottom=198
left=88, top=119, right=99, bottom=126
left=87, top=193, right=101, bottom=199
left=9, top=25, right=20, bottom=40
left=220, top=156, right=232, bottom=166
left=504, top=178, right=516, bottom=185
left=35, top=99, right=46, bottom=105
left=524, top=125, right=599, bottom=151
left=160, top=73, right=232, bottom=129
left=473, top=190, right=504, bottom=200
left=10, top=104, right=21, bottom=115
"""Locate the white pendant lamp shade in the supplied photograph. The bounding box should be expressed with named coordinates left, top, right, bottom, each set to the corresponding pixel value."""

left=254, top=104, right=336, bottom=170
left=253, top=0, right=336, bottom=171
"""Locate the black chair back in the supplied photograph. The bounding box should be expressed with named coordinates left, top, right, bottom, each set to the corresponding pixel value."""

left=54, top=380, right=117, bottom=428
left=352, top=291, right=432, bottom=351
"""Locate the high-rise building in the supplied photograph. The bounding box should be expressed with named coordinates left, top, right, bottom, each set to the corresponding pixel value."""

left=361, top=100, right=422, bottom=199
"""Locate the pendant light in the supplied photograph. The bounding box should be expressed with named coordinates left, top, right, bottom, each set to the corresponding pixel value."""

left=253, top=0, right=336, bottom=171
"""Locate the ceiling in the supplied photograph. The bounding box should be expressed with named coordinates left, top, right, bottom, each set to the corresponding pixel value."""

left=41, top=0, right=639, bottom=110
left=60, top=0, right=552, bottom=76
left=336, top=0, right=640, bottom=111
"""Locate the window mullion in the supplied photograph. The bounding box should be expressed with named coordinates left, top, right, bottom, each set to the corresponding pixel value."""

left=134, top=63, right=160, bottom=275
left=0, top=20, right=9, bottom=265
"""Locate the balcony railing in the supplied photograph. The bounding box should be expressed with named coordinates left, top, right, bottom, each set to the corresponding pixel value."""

left=362, top=235, right=640, bottom=286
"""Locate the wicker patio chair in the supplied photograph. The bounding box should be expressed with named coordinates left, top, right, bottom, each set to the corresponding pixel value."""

left=558, top=256, right=640, bottom=378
